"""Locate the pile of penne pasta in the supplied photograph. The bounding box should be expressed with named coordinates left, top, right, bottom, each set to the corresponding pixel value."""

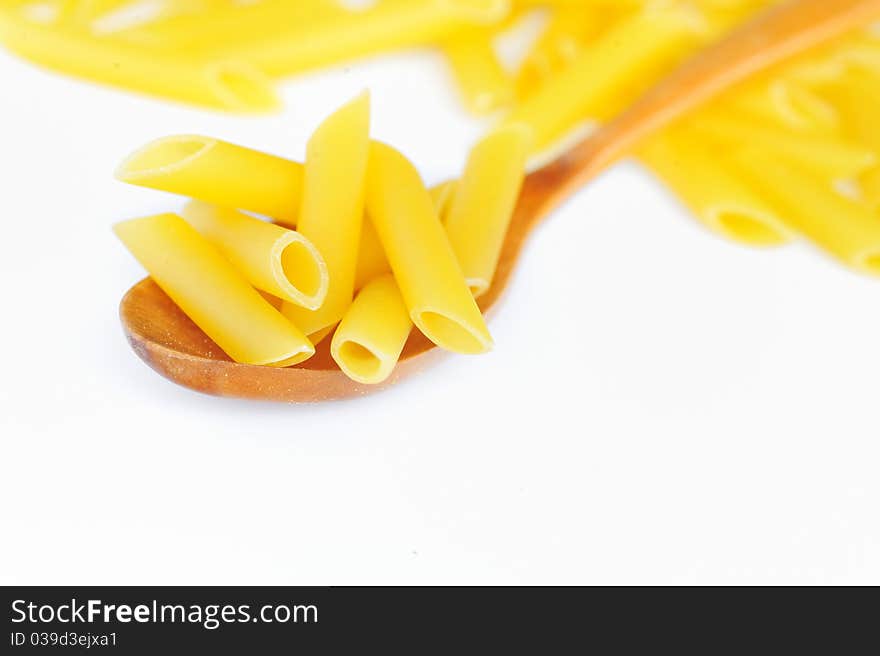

left=114, top=94, right=530, bottom=383
left=0, top=0, right=772, bottom=119
left=640, top=24, right=880, bottom=273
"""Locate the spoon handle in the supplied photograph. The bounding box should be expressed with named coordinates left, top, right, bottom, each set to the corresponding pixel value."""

left=551, top=0, right=880, bottom=200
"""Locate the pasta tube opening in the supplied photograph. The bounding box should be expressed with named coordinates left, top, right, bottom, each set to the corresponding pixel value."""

left=413, top=309, right=493, bottom=356
left=275, top=232, right=329, bottom=309
left=116, top=135, right=214, bottom=181
left=331, top=274, right=413, bottom=384
left=182, top=201, right=329, bottom=310
left=117, top=135, right=303, bottom=224
left=334, top=341, right=385, bottom=383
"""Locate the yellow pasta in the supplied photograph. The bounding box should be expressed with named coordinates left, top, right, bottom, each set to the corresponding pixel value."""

left=825, top=67, right=880, bottom=152
left=862, top=167, right=880, bottom=208
left=732, top=80, right=840, bottom=132
left=307, top=324, right=337, bottom=348
left=639, top=131, right=792, bottom=247
left=114, top=213, right=315, bottom=367
left=430, top=180, right=459, bottom=222
left=444, top=33, right=513, bottom=114
left=282, top=93, right=371, bottom=337
left=355, top=218, right=392, bottom=292
left=72, top=0, right=134, bottom=23
left=503, top=4, right=703, bottom=151
left=691, top=112, right=877, bottom=180
left=834, top=35, right=880, bottom=74
left=115, top=0, right=340, bottom=50
left=729, top=149, right=880, bottom=275
left=445, top=124, right=531, bottom=297
left=330, top=274, right=414, bottom=385
left=699, top=0, right=772, bottom=38
left=366, top=141, right=493, bottom=355
left=0, top=12, right=278, bottom=112
left=182, top=201, right=329, bottom=311
left=116, top=136, right=303, bottom=225
left=189, top=0, right=510, bottom=77
left=824, top=67, right=880, bottom=205
left=355, top=179, right=459, bottom=292
left=514, top=4, right=618, bottom=100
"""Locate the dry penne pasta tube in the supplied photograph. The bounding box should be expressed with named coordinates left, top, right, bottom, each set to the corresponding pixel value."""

left=188, top=0, right=509, bottom=78
left=282, top=93, right=371, bottom=338
left=330, top=274, right=414, bottom=385
left=0, top=10, right=279, bottom=111
left=355, top=179, right=459, bottom=292
left=639, top=130, right=792, bottom=247
left=366, top=141, right=493, bottom=355
left=115, top=213, right=315, bottom=367
left=116, top=136, right=304, bottom=225
left=182, top=201, right=329, bottom=311
left=445, top=124, right=532, bottom=296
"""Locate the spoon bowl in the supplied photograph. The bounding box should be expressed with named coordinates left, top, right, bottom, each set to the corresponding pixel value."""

left=121, top=0, right=880, bottom=402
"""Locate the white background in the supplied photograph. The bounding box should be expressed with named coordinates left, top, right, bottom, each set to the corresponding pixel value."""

left=2, top=26, right=879, bottom=586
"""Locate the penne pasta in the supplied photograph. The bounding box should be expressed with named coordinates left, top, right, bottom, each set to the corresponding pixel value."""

left=182, top=201, right=329, bottom=311
left=639, top=131, right=792, bottom=247
left=366, top=142, right=493, bottom=355
left=730, top=149, right=880, bottom=275
left=190, top=0, right=510, bottom=78
left=114, top=0, right=341, bottom=49
left=503, top=4, right=703, bottom=151
left=356, top=179, right=461, bottom=292
left=0, top=12, right=279, bottom=112
left=282, top=93, right=371, bottom=337
left=514, top=5, right=610, bottom=101
left=444, top=33, right=513, bottom=114
left=331, top=274, right=414, bottom=385
left=445, top=124, right=531, bottom=296
left=114, top=213, right=315, bottom=367
left=116, top=136, right=304, bottom=225
left=691, top=112, right=877, bottom=180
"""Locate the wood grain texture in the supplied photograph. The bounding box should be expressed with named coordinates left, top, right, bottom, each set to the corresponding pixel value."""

left=120, top=0, right=880, bottom=402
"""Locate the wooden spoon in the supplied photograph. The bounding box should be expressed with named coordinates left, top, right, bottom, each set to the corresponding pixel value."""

left=120, top=0, right=880, bottom=402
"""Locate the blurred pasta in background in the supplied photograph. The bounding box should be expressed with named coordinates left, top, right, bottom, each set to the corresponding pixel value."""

left=0, top=0, right=783, bottom=116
